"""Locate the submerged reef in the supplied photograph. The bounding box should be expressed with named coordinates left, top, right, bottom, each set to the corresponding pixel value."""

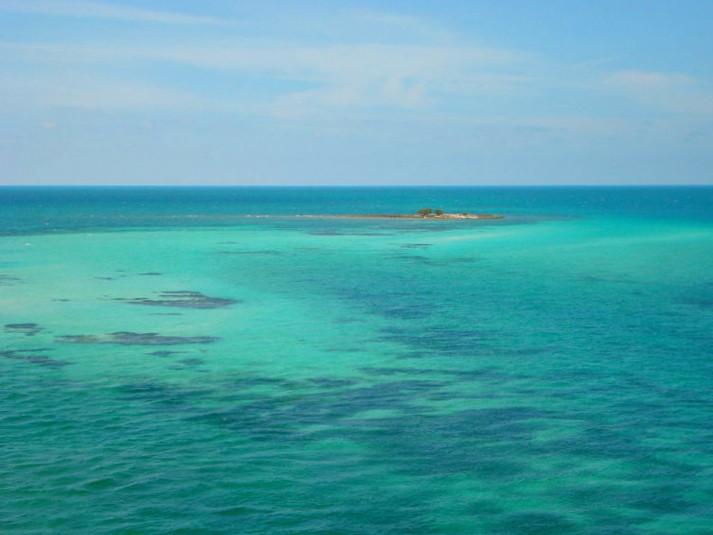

left=4, top=323, right=43, bottom=336
left=116, top=291, right=239, bottom=309
left=147, top=350, right=185, bottom=357
left=57, top=331, right=219, bottom=346
left=1, top=349, right=71, bottom=368
left=0, top=274, right=22, bottom=286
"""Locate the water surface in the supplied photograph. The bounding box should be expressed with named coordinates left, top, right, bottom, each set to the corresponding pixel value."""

left=2, top=187, right=712, bottom=533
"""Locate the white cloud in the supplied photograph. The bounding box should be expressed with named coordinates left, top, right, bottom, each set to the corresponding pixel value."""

left=604, top=70, right=713, bottom=115
left=0, top=40, right=531, bottom=115
left=2, top=7, right=712, bottom=126
left=348, top=9, right=453, bottom=42
left=0, top=74, right=211, bottom=112
left=0, top=0, right=228, bottom=26
left=606, top=70, right=693, bottom=89
left=262, top=44, right=528, bottom=115
left=399, top=114, right=634, bottom=144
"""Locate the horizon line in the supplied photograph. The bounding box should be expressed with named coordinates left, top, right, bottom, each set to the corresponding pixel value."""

left=2, top=183, right=712, bottom=188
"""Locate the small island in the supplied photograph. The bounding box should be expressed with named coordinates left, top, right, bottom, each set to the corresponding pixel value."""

left=297, top=208, right=504, bottom=220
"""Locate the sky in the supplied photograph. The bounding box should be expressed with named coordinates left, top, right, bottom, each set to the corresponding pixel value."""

left=1, top=0, right=712, bottom=186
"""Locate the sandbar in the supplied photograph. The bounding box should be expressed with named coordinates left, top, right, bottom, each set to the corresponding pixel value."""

left=296, top=213, right=504, bottom=220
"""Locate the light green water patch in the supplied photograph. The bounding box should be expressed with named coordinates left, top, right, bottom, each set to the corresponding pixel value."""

left=0, top=228, right=422, bottom=386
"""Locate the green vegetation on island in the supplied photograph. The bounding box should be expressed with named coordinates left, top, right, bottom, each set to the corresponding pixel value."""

left=409, top=208, right=502, bottom=220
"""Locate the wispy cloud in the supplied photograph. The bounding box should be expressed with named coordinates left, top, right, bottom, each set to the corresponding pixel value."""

left=0, top=40, right=531, bottom=113
left=604, top=70, right=713, bottom=115
left=2, top=6, right=711, bottom=127
left=0, top=0, right=228, bottom=26
left=0, top=74, right=211, bottom=112
left=348, top=9, right=453, bottom=42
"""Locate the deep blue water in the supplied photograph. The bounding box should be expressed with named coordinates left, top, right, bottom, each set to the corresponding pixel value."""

left=2, top=186, right=712, bottom=235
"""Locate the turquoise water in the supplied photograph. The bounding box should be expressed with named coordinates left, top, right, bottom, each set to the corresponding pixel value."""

left=2, top=187, right=712, bottom=534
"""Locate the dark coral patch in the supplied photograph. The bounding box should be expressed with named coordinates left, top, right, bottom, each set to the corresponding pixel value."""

left=1, top=349, right=71, bottom=368
left=58, top=331, right=219, bottom=346
left=0, top=274, right=22, bottom=285
left=148, top=350, right=184, bottom=357
left=117, top=290, right=239, bottom=309
left=4, top=323, right=42, bottom=336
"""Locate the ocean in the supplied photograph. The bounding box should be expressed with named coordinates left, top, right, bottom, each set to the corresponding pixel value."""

left=1, top=186, right=712, bottom=534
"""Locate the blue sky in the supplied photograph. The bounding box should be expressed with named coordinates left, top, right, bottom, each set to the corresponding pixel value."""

left=1, top=0, right=712, bottom=185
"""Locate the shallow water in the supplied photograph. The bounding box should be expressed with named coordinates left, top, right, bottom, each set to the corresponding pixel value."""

left=2, top=187, right=712, bottom=533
